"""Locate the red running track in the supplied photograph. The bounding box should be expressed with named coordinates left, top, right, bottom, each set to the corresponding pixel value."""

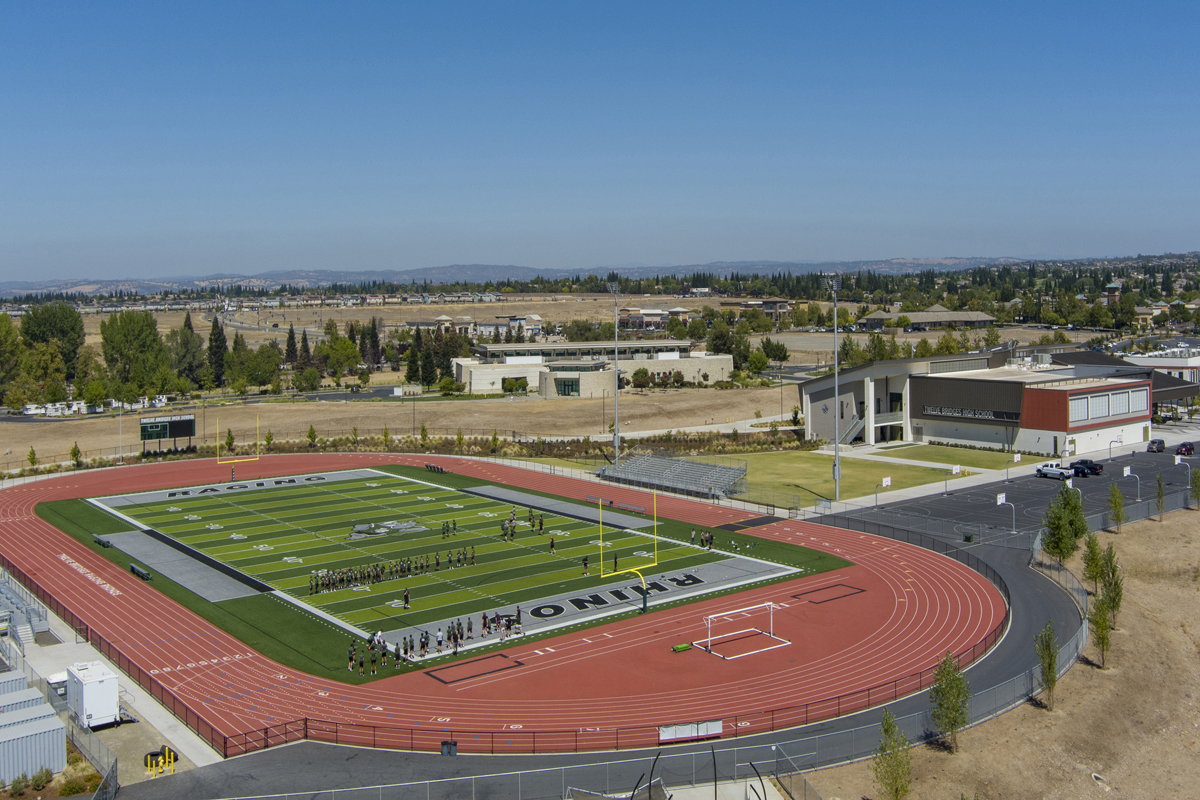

left=0, top=454, right=1007, bottom=756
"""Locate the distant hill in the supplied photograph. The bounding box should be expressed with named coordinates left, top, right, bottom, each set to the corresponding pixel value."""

left=0, top=256, right=1033, bottom=298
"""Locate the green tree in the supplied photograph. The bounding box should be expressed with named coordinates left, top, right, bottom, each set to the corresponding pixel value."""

left=381, top=425, right=391, bottom=449
left=297, top=328, right=312, bottom=371
left=1155, top=472, right=1165, bottom=521
left=491, top=429, right=500, bottom=451
left=70, top=441, right=81, bottom=468
left=1042, top=484, right=1089, bottom=564
left=295, top=366, right=321, bottom=392
left=23, top=341, right=68, bottom=403
left=420, top=347, right=437, bottom=387
left=1090, top=595, right=1112, bottom=668
left=320, top=338, right=360, bottom=386
left=207, top=317, right=228, bottom=386
left=686, top=317, right=708, bottom=341
left=791, top=404, right=801, bottom=428
left=1108, top=481, right=1126, bottom=533
left=20, top=302, right=84, bottom=379
left=351, top=426, right=358, bottom=444
left=1034, top=619, right=1058, bottom=711
left=420, top=423, right=429, bottom=446
left=631, top=367, right=651, bottom=388
left=933, top=332, right=961, bottom=355
left=264, top=429, right=273, bottom=451
left=456, top=428, right=464, bottom=449
left=759, top=336, right=789, bottom=364
left=1082, top=533, right=1103, bottom=593
left=707, top=319, right=734, bottom=357
left=405, top=346, right=420, bottom=384
left=165, top=322, right=205, bottom=387
left=983, top=326, right=1002, bottom=347
left=225, top=428, right=235, bottom=454
left=358, top=368, right=370, bottom=388
left=895, top=314, right=912, bottom=328
left=0, top=314, right=24, bottom=395
left=307, top=424, right=317, bottom=448
left=1100, top=544, right=1123, bottom=627
left=930, top=651, right=970, bottom=752
left=913, top=338, right=934, bottom=358
left=1191, top=467, right=1200, bottom=510
left=747, top=350, right=770, bottom=373
left=284, top=324, right=298, bottom=365
left=26, top=446, right=37, bottom=467
left=100, top=310, right=168, bottom=394
left=871, top=709, right=912, bottom=800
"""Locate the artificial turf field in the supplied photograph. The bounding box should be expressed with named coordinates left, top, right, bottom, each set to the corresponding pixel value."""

left=42, top=464, right=848, bottom=682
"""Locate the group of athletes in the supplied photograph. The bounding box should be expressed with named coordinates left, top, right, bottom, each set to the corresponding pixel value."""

left=349, top=605, right=529, bottom=673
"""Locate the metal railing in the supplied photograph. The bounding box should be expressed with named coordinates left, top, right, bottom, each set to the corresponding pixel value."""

left=198, top=607, right=1087, bottom=800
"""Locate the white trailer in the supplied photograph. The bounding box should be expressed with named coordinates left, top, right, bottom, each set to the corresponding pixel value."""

left=66, top=662, right=120, bottom=729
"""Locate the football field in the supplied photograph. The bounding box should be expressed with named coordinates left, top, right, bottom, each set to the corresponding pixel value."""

left=94, top=469, right=758, bottom=637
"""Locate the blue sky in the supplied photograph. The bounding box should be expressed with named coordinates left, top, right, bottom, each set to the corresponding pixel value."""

left=2, top=2, right=1197, bottom=280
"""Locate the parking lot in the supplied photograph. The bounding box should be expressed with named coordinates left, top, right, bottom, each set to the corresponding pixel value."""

left=839, top=448, right=1197, bottom=539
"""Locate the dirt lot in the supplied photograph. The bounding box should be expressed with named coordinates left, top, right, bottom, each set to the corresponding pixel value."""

left=1, top=386, right=786, bottom=461
left=809, top=510, right=1200, bottom=800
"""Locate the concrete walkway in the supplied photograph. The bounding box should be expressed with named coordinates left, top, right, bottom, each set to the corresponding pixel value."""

left=19, top=608, right=222, bottom=771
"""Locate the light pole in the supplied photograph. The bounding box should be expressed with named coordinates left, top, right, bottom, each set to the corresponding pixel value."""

left=824, top=274, right=842, bottom=501
left=610, top=282, right=621, bottom=466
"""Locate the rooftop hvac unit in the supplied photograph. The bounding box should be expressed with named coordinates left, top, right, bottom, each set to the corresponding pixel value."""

left=1035, top=353, right=1052, bottom=365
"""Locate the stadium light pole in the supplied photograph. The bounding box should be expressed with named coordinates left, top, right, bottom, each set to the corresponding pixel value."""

left=824, top=274, right=842, bottom=502
left=611, top=281, right=621, bottom=466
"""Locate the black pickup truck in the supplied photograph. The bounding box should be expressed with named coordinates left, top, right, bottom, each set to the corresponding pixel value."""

left=1070, top=459, right=1103, bottom=476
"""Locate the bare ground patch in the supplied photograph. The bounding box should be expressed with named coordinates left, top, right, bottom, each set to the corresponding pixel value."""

left=3, top=387, right=786, bottom=460
left=808, top=511, right=1200, bottom=800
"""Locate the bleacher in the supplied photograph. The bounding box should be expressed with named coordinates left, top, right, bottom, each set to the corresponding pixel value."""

left=597, top=451, right=747, bottom=499
left=0, top=570, right=49, bottom=650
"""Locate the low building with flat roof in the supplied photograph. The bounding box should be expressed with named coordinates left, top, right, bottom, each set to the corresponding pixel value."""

left=799, top=343, right=1170, bottom=457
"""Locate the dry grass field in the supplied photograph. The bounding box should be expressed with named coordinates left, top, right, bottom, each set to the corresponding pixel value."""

left=79, top=294, right=727, bottom=350
left=2, top=386, right=787, bottom=462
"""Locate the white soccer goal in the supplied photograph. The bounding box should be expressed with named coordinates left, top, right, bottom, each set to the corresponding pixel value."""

left=692, top=602, right=791, bottom=660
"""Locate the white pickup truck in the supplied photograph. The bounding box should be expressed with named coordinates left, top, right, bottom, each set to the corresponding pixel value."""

left=1035, top=462, right=1073, bottom=480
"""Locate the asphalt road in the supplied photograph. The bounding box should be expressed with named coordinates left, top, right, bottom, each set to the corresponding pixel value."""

left=117, top=541, right=1081, bottom=800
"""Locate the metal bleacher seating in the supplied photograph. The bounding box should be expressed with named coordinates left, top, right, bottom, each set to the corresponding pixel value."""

left=597, top=451, right=747, bottom=499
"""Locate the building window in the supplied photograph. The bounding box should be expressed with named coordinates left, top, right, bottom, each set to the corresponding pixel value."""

left=1111, top=391, right=1129, bottom=415
left=556, top=379, right=580, bottom=397
left=1131, top=388, right=1148, bottom=413
left=1069, top=397, right=1089, bottom=423
left=1089, top=394, right=1110, bottom=419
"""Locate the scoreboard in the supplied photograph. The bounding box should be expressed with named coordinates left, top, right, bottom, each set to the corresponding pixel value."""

left=140, top=414, right=196, bottom=441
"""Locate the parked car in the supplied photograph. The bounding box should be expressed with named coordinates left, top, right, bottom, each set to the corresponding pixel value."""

left=1148, top=439, right=1166, bottom=452
left=1070, top=459, right=1103, bottom=476
left=1176, top=442, right=1195, bottom=456
left=1036, top=462, right=1074, bottom=480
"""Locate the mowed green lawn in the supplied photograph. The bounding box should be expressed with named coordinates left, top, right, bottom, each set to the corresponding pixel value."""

left=742, top=451, right=960, bottom=503
left=115, top=473, right=726, bottom=632
left=895, top=444, right=1020, bottom=471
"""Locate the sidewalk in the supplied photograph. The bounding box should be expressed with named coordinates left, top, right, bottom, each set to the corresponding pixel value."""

left=20, top=608, right=222, bottom=774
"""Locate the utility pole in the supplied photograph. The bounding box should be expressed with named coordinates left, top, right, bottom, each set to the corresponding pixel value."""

left=611, top=282, right=621, bottom=466
left=825, top=274, right=842, bottom=502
